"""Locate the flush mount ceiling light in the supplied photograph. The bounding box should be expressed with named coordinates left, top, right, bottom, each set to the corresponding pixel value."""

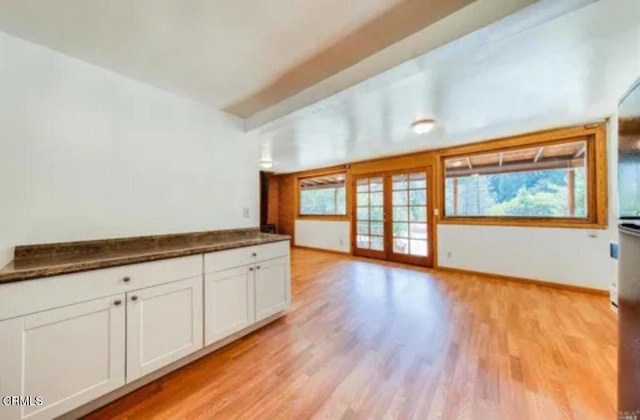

left=411, top=119, right=436, bottom=134
left=259, top=159, right=274, bottom=169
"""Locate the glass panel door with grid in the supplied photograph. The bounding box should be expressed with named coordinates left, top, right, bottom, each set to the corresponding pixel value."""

left=389, top=171, right=432, bottom=266
left=352, top=169, right=433, bottom=266
left=353, top=176, right=387, bottom=259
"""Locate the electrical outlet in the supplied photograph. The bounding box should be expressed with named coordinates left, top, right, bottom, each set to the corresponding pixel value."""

left=339, top=238, right=344, bottom=246
left=243, top=208, right=250, bottom=218
left=447, top=251, right=453, bottom=259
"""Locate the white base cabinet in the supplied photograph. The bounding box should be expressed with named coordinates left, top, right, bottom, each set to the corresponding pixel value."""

left=0, top=296, right=126, bottom=420
left=205, top=266, right=255, bottom=346
left=255, top=257, right=290, bottom=322
left=127, top=277, right=203, bottom=382
left=0, top=240, right=290, bottom=420
left=204, top=243, right=291, bottom=346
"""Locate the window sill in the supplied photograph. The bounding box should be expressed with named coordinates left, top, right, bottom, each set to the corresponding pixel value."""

left=437, top=217, right=607, bottom=230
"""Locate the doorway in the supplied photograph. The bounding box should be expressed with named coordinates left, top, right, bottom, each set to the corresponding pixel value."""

left=352, top=167, right=435, bottom=267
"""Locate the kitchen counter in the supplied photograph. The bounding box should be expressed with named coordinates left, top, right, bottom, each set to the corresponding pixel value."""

left=0, top=228, right=290, bottom=284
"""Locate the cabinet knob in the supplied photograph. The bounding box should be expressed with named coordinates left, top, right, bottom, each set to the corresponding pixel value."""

left=123, top=276, right=131, bottom=283
left=252, top=252, right=257, bottom=257
left=114, top=299, right=122, bottom=306
left=131, top=295, right=138, bottom=301
left=256, top=265, right=261, bottom=270
left=249, top=267, right=254, bottom=271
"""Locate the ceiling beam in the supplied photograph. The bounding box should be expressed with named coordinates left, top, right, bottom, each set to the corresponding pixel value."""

left=246, top=0, right=566, bottom=131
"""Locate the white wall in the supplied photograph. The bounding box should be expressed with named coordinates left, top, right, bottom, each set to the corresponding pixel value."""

left=437, top=225, right=615, bottom=290
left=295, top=220, right=350, bottom=253
left=0, top=32, right=260, bottom=267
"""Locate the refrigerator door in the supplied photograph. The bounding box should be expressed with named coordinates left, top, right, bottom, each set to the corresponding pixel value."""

left=618, top=223, right=640, bottom=417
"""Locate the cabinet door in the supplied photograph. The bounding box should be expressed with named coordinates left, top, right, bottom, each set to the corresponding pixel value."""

left=204, top=266, right=255, bottom=346
left=126, top=277, right=203, bottom=382
left=0, top=296, right=126, bottom=420
left=254, top=257, right=290, bottom=322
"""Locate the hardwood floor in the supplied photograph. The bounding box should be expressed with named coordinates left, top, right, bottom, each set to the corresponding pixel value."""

left=86, top=248, right=617, bottom=419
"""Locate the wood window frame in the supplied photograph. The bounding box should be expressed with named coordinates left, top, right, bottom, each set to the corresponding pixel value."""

left=436, top=124, right=608, bottom=229
left=296, top=169, right=351, bottom=221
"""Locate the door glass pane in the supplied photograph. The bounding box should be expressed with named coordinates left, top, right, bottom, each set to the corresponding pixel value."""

left=409, top=173, right=427, bottom=189
left=409, top=207, right=427, bottom=222
left=410, top=239, right=428, bottom=256
left=393, top=190, right=408, bottom=205
left=393, top=222, right=409, bottom=238
left=355, top=177, right=384, bottom=252
left=357, top=235, right=370, bottom=249
left=371, top=236, right=384, bottom=251
left=370, top=178, right=384, bottom=191
left=393, top=238, right=409, bottom=254
left=393, top=207, right=408, bottom=221
left=392, top=171, right=429, bottom=258
left=370, top=207, right=384, bottom=221
left=370, top=222, right=384, bottom=235
left=357, top=222, right=369, bottom=235
left=409, top=223, right=427, bottom=239
left=356, top=179, right=369, bottom=192
left=357, top=192, right=369, bottom=206
left=393, top=175, right=408, bottom=190
left=370, top=192, right=383, bottom=206
left=409, top=190, right=426, bottom=205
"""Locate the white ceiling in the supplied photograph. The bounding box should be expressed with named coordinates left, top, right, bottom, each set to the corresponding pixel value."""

left=258, top=0, right=640, bottom=173
left=0, top=0, right=403, bottom=110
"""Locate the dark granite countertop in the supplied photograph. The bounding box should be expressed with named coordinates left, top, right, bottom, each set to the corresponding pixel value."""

left=0, top=228, right=290, bottom=284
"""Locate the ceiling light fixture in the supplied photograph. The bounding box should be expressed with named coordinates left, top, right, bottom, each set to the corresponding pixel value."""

left=259, top=159, right=274, bottom=169
left=411, top=119, right=436, bottom=134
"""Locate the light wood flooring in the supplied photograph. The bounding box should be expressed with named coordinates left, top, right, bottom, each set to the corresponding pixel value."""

left=86, top=248, right=617, bottom=419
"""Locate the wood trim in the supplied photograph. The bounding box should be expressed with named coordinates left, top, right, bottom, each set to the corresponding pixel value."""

left=436, top=123, right=604, bottom=157
left=350, top=151, right=436, bottom=175
left=296, top=215, right=350, bottom=222
left=436, top=266, right=609, bottom=296
left=436, top=123, right=608, bottom=229
left=292, top=246, right=351, bottom=256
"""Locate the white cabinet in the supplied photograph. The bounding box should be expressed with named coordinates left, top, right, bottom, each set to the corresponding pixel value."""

left=0, top=240, right=290, bottom=420
left=204, top=266, right=255, bottom=346
left=204, top=248, right=291, bottom=345
left=126, top=277, right=203, bottom=382
left=255, top=257, right=290, bottom=322
left=0, top=296, right=126, bottom=420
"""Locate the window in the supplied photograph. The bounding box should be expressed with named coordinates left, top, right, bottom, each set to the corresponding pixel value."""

left=439, top=125, right=607, bottom=228
left=298, top=173, right=347, bottom=217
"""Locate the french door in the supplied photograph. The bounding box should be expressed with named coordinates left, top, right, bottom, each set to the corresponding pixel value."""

left=352, top=168, right=434, bottom=267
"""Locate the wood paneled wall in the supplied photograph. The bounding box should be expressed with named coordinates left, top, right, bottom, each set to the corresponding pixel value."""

left=266, top=175, right=280, bottom=226
left=276, top=174, right=296, bottom=241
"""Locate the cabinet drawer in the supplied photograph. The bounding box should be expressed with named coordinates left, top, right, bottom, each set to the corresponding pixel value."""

left=0, top=255, right=202, bottom=321
left=204, top=241, right=289, bottom=274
